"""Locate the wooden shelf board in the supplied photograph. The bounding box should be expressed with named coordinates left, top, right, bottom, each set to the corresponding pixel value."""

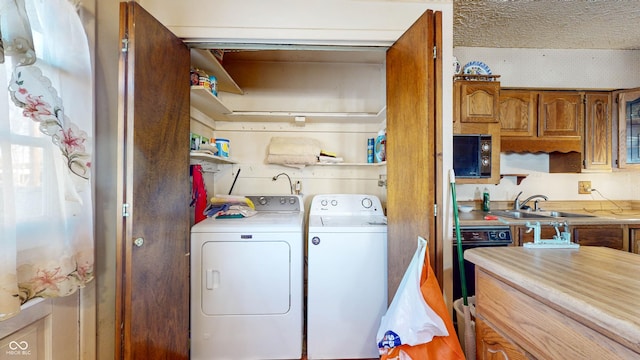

left=190, top=48, right=243, bottom=94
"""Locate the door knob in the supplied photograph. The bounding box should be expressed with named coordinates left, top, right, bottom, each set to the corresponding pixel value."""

left=134, top=237, right=144, bottom=247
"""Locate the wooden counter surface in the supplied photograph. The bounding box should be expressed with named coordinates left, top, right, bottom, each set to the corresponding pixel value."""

left=465, top=246, right=640, bottom=358
left=457, top=209, right=640, bottom=227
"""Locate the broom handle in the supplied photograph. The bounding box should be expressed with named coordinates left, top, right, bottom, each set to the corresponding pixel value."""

left=449, top=170, right=469, bottom=307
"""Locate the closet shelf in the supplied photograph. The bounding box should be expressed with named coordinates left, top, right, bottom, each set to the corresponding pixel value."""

left=190, top=151, right=236, bottom=165
left=190, top=48, right=243, bottom=94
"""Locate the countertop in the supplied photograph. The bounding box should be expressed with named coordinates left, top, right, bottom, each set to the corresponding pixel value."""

left=465, top=246, right=640, bottom=354
left=456, top=208, right=640, bottom=227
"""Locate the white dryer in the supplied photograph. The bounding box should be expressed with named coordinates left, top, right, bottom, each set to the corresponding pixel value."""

left=307, top=194, right=388, bottom=359
left=190, top=195, right=304, bottom=360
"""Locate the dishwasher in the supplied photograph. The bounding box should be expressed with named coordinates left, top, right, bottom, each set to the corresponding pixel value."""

left=452, top=226, right=512, bottom=302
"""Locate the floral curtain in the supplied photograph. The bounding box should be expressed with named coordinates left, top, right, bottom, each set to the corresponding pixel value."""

left=0, top=0, right=94, bottom=321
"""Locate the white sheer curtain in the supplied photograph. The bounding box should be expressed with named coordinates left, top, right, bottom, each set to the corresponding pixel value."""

left=0, top=0, right=94, bottom=321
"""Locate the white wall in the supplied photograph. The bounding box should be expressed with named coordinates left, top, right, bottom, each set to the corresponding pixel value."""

left=195, top=121, right=388, bottom=210
left=454, top=47, right=640, bottom=202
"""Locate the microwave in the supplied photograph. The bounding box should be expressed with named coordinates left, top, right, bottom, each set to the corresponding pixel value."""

left=453, top=134, right=492, bottom=178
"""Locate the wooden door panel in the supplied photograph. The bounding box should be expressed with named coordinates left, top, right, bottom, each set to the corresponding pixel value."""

left=631, top=228, right=640, bottom=254
left=117, top=2, right=190, bottom=359
left=459, top=81, right=500, bottom=123
left=538, top=92, right=583, bottom=138
left=584, top=92, right=612, bottom=171
left=476, top=317, right=530, bottom=360
left=573, top=226, right=625, bottom=250
left=499, top=89, right=537, bottom=137
left=386, top=10, right=440, bottom=297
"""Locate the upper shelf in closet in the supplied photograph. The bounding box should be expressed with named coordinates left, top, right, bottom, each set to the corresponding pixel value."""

left=189, top=47, right=387, bottom=124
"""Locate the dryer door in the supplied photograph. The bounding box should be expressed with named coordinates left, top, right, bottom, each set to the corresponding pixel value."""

left=201, top=241, right=290, bottom=315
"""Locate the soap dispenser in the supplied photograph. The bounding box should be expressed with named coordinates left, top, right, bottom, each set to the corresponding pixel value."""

left=482, top=187, right=490, bottom=211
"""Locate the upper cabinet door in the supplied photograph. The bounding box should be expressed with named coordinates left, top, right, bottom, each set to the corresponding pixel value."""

left=117, top=2, right=191, bottom=359
left=583, top=92, right=612, bottom=171
left=617, top=88, right=640, bottom=168
left=538, top=92, right=583, bottom=138
left=457, top=81, right=500, bottom=123
left=499, top=89, right=537, bottom=137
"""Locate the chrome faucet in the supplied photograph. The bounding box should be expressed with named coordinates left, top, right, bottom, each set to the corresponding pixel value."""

left=513, top=191, right=548, bottom=210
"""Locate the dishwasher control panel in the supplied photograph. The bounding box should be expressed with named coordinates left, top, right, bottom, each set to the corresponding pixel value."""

left=453, top=226, right=512, bottom=244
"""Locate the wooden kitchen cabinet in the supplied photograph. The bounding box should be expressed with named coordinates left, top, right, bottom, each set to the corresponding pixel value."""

left=583, top=92, right=613, bottom=171
left=454, top=79, right=500, bottom=124
left=550, top=91, right=613, bottom=173
left=453, top=78, right=502, bottom=185
left=498, top=89, right=537, bottom=137
left=630, top=226, right=640, bottom=254
left=501, top=90, right=583, bottom=153
left=572, top=224, right=627, bottom=250
left=467, top=247, right=640, bottom=359
left=476, top=317, right=530, bottom=360
left=615, top=88, right=640, bottom=169
left=538, top=91, right=583, bottom=138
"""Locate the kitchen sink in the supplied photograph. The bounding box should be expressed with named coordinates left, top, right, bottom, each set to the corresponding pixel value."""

left=489, top=210, right=596, bottom=219
left=489, top=210, right=550, bottom=219
left=545, top=211, right=596, bottom=218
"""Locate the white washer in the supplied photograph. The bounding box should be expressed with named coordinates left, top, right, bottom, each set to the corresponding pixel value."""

left=307, top=194, right=388, bottom=359
left=190, top=195, right=304, bottom=360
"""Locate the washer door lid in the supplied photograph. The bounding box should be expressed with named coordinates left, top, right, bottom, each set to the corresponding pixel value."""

left=201, top=241, right=290, bottom=315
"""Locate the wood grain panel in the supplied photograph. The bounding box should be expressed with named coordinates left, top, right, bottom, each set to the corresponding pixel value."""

left=631, top=228, right=640, bottom=254
left=386, top=9, right=437, bottom=298
left=476, top=269, right=640, bottom=359
left=433, top=11, right=444, bottom=284
left=499, top=89, right=537, bottom=137
left=538, top=91, right=583, bottom=138
left=117, top=2, right=190, bottom=359
left=466, top=247, right=640, bottom=356
left=459, top=81, right=500, bottom=123
left=475, top=317, right=530, bottom=360
left=584, top=92, right=612, bottom=171
left=572, top=225, right=626, bottom=250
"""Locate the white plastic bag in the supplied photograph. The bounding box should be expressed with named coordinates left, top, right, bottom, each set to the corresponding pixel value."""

left=377, top=237, right=449, bottom=350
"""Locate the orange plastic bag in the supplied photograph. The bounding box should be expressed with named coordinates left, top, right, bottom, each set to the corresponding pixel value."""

left=379, top=237, right=465, bottom=360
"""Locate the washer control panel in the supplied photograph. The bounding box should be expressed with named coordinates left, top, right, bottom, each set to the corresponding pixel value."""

left=310, top=194, right=384, bottom=215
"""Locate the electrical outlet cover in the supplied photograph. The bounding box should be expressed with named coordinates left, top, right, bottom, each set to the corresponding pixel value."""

left=578, top=181, right=591, bottom=194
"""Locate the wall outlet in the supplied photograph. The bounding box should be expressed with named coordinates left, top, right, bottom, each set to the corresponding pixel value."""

left=578, top=181, right=592, bottom=194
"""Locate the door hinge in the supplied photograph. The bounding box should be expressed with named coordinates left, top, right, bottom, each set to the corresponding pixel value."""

left=433, top=46, right=437, bottom=59
left=121, top=38, right=129, bottom=53
left=434, top=204, right=438, bottom=217
left=122, top=203, right=130, bottom=217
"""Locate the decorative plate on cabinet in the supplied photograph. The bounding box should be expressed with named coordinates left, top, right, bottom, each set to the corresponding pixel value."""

left=462, top=61, right=492, bottom=75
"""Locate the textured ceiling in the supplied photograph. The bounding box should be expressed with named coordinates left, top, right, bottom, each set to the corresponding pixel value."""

left=454, top=0, right=640, bottom=50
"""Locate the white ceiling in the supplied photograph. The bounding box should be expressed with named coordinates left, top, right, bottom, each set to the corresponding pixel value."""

left=454, top=0, right=640, bottom=50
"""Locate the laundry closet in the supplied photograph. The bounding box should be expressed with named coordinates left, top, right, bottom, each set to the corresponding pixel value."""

left=118, top=1, right=447, bottom=358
